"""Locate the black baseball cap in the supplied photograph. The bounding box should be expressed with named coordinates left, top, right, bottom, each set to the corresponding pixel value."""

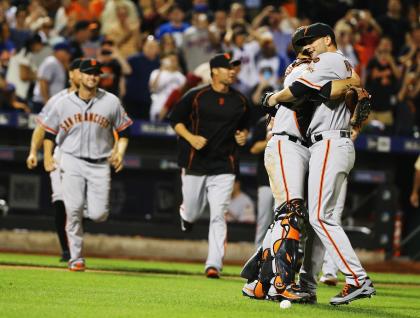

left=209, top=53, right=240, bottom=69
left=69, top=58, right=83, bottom=70
left=291, top=26, right=306, bottom=54
left=79, top=58, right=102, bottom=75
left=295, top=23, right=336, bottom=46
left=74, top=20, right=91, bottom=32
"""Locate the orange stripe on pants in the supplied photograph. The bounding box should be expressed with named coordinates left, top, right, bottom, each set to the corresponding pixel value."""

left=316, top=140, right=360, bottom=287
left=277, top=140, right=289, bottom=202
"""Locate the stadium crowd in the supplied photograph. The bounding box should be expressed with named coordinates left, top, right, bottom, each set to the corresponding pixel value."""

left=0, top=0, right=419, bottom=136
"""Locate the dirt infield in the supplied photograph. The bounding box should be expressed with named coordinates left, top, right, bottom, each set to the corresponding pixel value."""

left=1, top=230, right=419, bottom=274
left=365, top=260, right=420, bottom=274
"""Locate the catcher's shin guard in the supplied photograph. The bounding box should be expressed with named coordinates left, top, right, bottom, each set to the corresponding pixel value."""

left=272, top=199, right=307, bottom=291
left=254, top=247, right=273, bottom=299
left=240, top=246, right=263, bottom=281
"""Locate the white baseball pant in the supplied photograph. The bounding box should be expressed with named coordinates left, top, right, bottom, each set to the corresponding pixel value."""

left=254, top=186, right=274, bottom=247
left=180, top=171, right=235, bottom=272
left=60, top=152, right=111, bottom=262
left=303, top=136, right=366, bottom=288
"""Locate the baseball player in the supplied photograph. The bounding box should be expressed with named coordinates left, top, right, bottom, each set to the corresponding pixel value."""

left=242, top=27, right=315, bottom=302
left=40, top=58, right=132, bottom=271
left=169, top=53, right=250, bottom=279
left=26, top=58, right=83, bottom=262
left=263, top=23, right=376, bottom=305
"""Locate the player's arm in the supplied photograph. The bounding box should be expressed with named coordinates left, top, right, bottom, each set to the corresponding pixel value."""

left=111, top=100, right=134, bottom=172
left=110, top=132, right=129, bottom=173
left=174, top=123, right=207, bottom=150
left=410, top=157, right=420, bottom=208
left=26, top=125, right=45, bottom=169
left=170, top=89, right=208, bottom=150
left=43, top=134, right=56, bottom=172
left=235, top=95, right=251, bottom=146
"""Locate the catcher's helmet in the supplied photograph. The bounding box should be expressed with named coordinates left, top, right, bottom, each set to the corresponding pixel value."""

left=291, top=26, right=307, bottom=54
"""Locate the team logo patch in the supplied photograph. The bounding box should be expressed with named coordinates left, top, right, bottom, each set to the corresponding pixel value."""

left=219, top=98, right=225, bottom=106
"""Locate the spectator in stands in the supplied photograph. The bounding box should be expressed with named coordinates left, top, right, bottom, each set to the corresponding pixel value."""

left=182, top=13, right=216, bottom=73
left=0, top=21, right=15, bottom=72
left=6, top=34, right=43, bottom=102
left=101, top=0, right=138, bottom=34
left=8, top=5, right=32, bottom=51
left=396, top=49, right=420, bottom=135
left=31, top=42, right=71, bottom=112
left=159, top=33, right=186, bottom=73
left=353, top=10, right=382, bottom=77
left=229, top=27, right=260, bottom=97
left=410, top=156, right=420, bottom=208
left=104, top=1, right=141, bottom=59
left=399, top=26, right=420, bottom=66
left=155, top=4, right=190, bottom=48
left=376, top=0, right=410, bottom=57
left=334, top=22, right=359, bottom=69
left=255, top=32, right=287, bottom=89
left=0, top=74, right=30, bottom=112
left=124, top=36, right=160, bottom=119
left=158, top=72, right=202, bottom=121
left=208, top=9, right=228, bottom=50
left=365, top=37, right=401, bottom=130
left=25, top=0, right=47, bottom=32
left=54, top=0, right=73, bottom=37
left=69, top=20, right=92, bottom=59
left=37, top=17, right=55, bottom=46
left=225, top=180, right=256, bottom=224
left=229, top=2, right=249, bottom=29
left=149, top=51, right=185, bottom=121
left=97, top=39, right=132, bottom=97
left=138, top=0, right=165, bottom=35
left=252, top=6, right=292, bottom=60
left=67, top=0, right=101, bottom=22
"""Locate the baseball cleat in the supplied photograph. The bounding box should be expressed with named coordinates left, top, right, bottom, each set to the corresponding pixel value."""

left=288, top=284, right=317, bottom=304
left=242, top=280, right=258, bottom=298
left=180, top=216, right=193, bottom=232
left=68, top=258, right=86, bottom=272
left=320, top=274, right=338, bottom=286
left=330, top=277, right=376, bottom=305
left=205, top=267, right=220, bottom=279
left=267, top=284, right=311, bottom=303
left=60, top=251, right=71, bottom=262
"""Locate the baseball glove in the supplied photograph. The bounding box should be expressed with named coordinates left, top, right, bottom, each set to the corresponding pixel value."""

left=260, top=91, right=275, bottom=108
left=345, top=87, right=371, bottom=128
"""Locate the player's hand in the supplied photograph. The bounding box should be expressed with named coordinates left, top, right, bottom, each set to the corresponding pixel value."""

left=109, top=152, right=124, bottom=173
left=235, top=130, right=247, bottom=146
left=410, top=191, right=419, bottom=208
left=260, top=92, right=276, bottom=107
left=26, top=152, right=38, bottom=169
left=350, top=127, right=360, bottom=141
left=44, top=156, right=57, bottom=172
left=188, top=135, right=207, bottom=150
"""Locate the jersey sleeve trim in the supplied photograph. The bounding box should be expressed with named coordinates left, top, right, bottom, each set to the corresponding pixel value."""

left=116, top=119, right=133, bottom=132
left=296, top=77, right=322, bottom=90
left=37, top=119, right=58, bottom=135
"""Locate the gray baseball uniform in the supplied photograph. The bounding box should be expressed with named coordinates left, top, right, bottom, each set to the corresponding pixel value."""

left=296, top=51, right=367, bottom=289
left=37, top=89, right=69, bottom=202
left=39, top=89, right=132, bottom=262
left=258, top=59, right=312, bottom=297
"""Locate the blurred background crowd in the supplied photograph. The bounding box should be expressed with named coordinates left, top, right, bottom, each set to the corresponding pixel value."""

left=0, top=0, right=419, bottom=136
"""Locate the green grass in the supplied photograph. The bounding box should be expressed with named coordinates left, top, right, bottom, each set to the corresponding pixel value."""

left=0, top=253, right=419, bottom=318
